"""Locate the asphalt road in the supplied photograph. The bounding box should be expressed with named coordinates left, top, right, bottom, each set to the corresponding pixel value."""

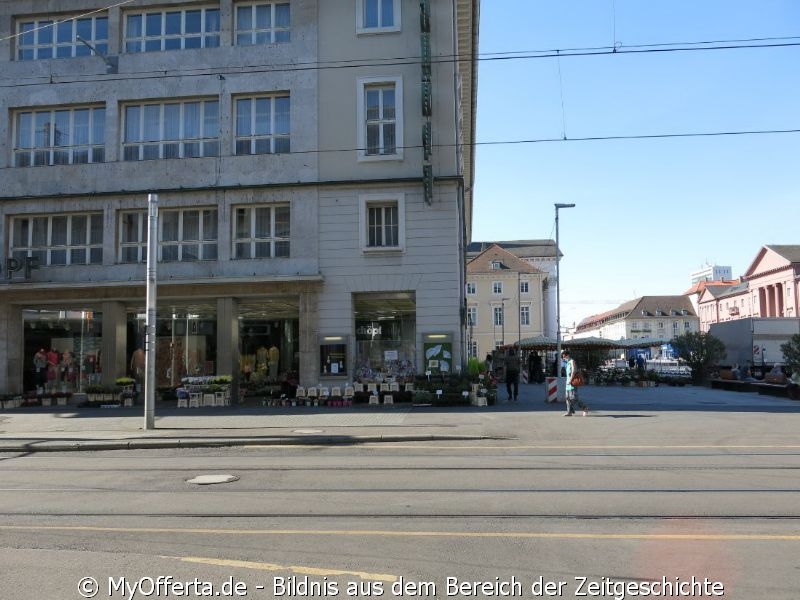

left=1, top=386, right=799, bottom=599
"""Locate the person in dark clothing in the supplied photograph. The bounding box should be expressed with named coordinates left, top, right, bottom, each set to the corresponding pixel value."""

left=528, top=352, right=544, bottom=383
left=505, top=348, right=520, bottom=401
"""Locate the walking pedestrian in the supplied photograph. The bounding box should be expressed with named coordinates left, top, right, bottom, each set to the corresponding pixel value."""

left=505, top=348, right=520, bottom=401
left=562, top=349, right=589, bottom=416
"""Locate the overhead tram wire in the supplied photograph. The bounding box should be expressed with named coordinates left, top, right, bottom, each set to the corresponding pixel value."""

left=2, top=33, right=800, bottom=89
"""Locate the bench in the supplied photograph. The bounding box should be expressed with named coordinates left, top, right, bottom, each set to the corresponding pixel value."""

left=752, top=373, right=800, bottom=399
left=752, top=382, right=790, bottom=397
left=709, top=377, right=753, bottom=392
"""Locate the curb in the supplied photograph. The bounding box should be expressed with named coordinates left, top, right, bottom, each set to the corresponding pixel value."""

left=0, top=434, right=511, bottom=453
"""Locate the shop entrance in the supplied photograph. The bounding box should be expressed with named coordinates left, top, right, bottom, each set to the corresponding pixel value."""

left=353, top=292, right=416, bottom=381
left=239, top=299, right=299, bottom=385
left=128, top=304, right=217, bottom=388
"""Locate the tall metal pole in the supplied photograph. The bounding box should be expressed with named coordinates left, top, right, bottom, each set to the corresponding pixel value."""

left=554, top=203, right=575, bottom=396
left=144, top=194, right=158, bottom=430
left=517, top=272, right=521, bottom=348
left=501, top=299, right=505, bottom=347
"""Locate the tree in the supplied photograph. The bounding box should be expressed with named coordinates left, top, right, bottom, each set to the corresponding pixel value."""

left=671, top=331, right=726, bottom=384
left=780, top=334, right=800, bottom=375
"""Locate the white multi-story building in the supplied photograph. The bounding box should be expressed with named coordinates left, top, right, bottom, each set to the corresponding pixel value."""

left=0, top=0, right=479, bottom=395
left=574, top=296, right=700, bottom=341
left=690, top=264, right=733, bottom=286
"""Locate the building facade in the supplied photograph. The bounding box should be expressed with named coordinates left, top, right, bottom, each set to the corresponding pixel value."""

left=0, top=0, right=479, bottom=394
left=697, top=245, right=800, bottom=332
left=690, top=264, right=732, bottom=286
left=465, top=244, right=547, bottom=360
left=573, top=296, right=700, bottom=342
left=467, top=239, right=558, bottom=339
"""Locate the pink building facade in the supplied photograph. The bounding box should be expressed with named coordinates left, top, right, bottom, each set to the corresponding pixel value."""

left=697, top=246, right=800, bottom=331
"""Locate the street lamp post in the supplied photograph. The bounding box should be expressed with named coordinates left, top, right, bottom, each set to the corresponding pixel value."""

left=501, top=298, right=512, bottom=346
left=555, top=203, right=575, bottom=397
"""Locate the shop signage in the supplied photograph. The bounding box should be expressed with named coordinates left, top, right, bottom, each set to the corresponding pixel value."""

left=356, top=322, right=383, bottom=340
left=2, top=256, right=40, bottom=280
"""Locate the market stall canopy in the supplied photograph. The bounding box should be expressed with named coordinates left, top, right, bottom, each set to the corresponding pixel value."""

left=517, top=336, right=622, bottom=351
left=562, top=336, right=620, bottom=351
left=517, top=335, right=558, bottom=350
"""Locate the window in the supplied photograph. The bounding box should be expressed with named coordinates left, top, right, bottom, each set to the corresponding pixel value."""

left=161, top=209, right=218, bottom=261
left=125, top=8, right=220, bottom=52
left=492, top=281, right=502, bottom=294
left=520, top=306, right=530, bottom=326
left=14, top=106, right=105, bottom=167
left=11, top=213, right=102, bottom=266
left=469, top=340, right=478, bottom=359
left=520, top=280, right=529, bottom=293
left=235, top=95, right=290, bottom=155
left=123, top=100, right=219, bottom=160
left=120, top=209, right=217, bottom=262
left=673, top=321, right=679, bottom=332
left=17, top=15, right=108, bottom=60
left=493, top=306, right=503, bottom=327
left=356, top=0, right=400, bottom=33
left=491, top=261, right=501, bottom=270
left=466, top=282, right=476, bottom=295
left=359, top=194, right=405, bottom=252
left=467, top=307, right=477, bottom=327
left=234, top=205, right=290, bottom=258
left=119, top=211, right=147, bottom=263
left=357, top=76, right=403, bottom=160
left=235, top=2, right=290, bottom=45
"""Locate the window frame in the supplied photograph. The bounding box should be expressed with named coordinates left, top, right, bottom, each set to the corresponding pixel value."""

left=520, top=280, right=529, bottom=294
left=234, top=1, right=291, bottom=46
left=16, top=14, right=109, bottom=61
left=466, top=282, right=476, bottom=295
left=10, top=213, right=103, bottom=266
left=359, top=193, right=405, bottom=253
left=234, top=94, right=290, bottom=155
left=467, top=306, right=477, bottom=327
left=118, top=208, right=218, bottom=263
left=121, top=99, right=220, bottom=161
left=232, top=204, right=291, bottom=259
left=492, top=281, right=502, bottom=295
left=356, top=0, right=401, bottom=34
left=493, top=306, right=504, bottom=327
left=357, top=76, right=403, bottom=161
left=520, top=305, right=531, bottom=327
left=13, top=105, right=105, bottom=167
left=123, top=6, right=220, bottom=53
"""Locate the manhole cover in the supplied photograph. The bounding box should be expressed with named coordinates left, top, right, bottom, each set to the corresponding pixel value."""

left=186, top=474, right=239, bottom=485
left=292, top=429, right=323, bottom=434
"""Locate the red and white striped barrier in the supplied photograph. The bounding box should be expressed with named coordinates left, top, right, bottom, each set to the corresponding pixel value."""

left=545, top=377, right=558, bottom=403
left=521, top=369, right=529, bottom=384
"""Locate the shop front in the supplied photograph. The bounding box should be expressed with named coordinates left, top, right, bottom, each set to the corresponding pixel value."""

left=4, top=277, right=320, bottom=396
left=22, top=308, right=102, bottom=393
left=352, top=292, right=417, bottom=382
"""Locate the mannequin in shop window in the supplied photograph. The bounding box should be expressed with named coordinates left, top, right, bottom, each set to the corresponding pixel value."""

left=130, top=347, right=145, bottom=384
left=268, top=345, right=280, bottom=382
left=62, top=350, right=76, bottom=389
left=47, top=348, right=60, bottom=391
left=33, top=348, right=48, bottom=388
left=256, top=346, right=268, bottom=375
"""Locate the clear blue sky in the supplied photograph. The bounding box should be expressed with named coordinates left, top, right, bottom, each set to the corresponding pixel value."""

left=472, top=0, right=800, bottom=329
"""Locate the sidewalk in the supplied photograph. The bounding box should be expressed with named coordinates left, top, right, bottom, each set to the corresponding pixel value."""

left=1, top=382, right=796, bottom=453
